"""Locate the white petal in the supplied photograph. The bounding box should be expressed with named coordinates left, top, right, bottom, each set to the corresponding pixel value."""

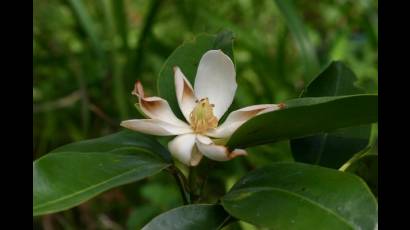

left=195, top=135, right=247, bottom=161
left=174, top=66, right=197, bottom=123
left=190, top=146, right=203, bottom=166
left=133, top=80, right=189, bottom=127
left=194, top=50, right=237, bottom=119
left=207, top=104, right=282, bottom=139
left=120, top=119, right=192, bottom=136
left=168, top=134, right=203, bottom=166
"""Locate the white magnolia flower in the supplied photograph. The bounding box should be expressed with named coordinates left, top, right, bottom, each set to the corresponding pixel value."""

left=121, top=50, right=283, bottom=166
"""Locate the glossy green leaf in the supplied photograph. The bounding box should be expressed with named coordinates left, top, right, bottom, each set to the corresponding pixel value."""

left=157, top=30, right=234, bottom=119
left=142, top=204, right=230, bottom=230
left=33, top=131, right=171, bottom=216
left=300, top=61, right=364, bottom=96
left=222, top=162, right=377, bottom=230
left=291, top=61, right=372, bottom=168
left=50, top=130, right=172, bottom=162
left=227, top=94, right=378, bottom=149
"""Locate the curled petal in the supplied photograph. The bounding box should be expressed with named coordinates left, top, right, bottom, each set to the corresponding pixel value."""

left=174, top=66, right=197, bottom=123
left=133, top=80, right=188, bottom=127
left=194, top=50, right=237, bottom=119
left=168, top=134, right=203, bottom=166
left=207, top=104, right=281, bottom=139
left=120, top=119, right=192, bottom=136
left=195, top=135, right=247, bottom=161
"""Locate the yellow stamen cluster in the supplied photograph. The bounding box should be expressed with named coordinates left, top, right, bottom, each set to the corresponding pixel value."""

left=190, top=98, right=218, bottom=133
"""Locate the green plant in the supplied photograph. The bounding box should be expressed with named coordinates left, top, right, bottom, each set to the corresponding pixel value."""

left=34, top=31, right=377, bottom=229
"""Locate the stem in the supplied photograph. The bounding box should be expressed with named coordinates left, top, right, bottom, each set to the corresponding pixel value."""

left=188, top=166, right=196, bottom=201
left=169, top=166, right=191, bottom=205
left=198, top=161, right=214, bottom=202
left=188, top=165, right=204, bottom=203
left=112, top=56, right=128, bottom=119
left=218, top=215, right=235, bottom=229
left=339, top=145, right=372, bottom=171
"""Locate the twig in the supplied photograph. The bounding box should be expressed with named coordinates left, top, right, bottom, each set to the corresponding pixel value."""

left=197, top=161, right=215, bottom=202
left=33, top=90, right=82, bottom=113
left=217, top=215, right=235, bottom=230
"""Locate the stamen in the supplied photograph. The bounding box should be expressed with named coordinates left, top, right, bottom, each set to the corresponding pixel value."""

left=190, top=98, right=218, bottom=133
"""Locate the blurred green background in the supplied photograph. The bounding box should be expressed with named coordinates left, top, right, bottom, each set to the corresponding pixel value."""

left=33, top=0, right=377, bottom=229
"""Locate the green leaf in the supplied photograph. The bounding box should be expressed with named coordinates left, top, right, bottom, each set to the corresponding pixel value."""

left=222, top=162, right=377, bottom=230
left=157, top=30, right=234, bottom=120
left=291, top=126, right=371, bottom=168
left=33, top=131, right=171, bottom=216
left=291, top=61, right=372, bottom=168
left=227, top=94, right=378, bottom=149
left=345, top=154, right=378, bottom=198
left=300, top=61, right=364, bottom=96
left=50, top=130, right=172, bottom=162
left=142, top=204, right=230, bottom=230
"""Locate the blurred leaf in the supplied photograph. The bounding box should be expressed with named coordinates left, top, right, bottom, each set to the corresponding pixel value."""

left=291, top=61, right=372, bottom=168
left=222, top=162, right=377, bottom=230
left=127, top=205, right=159, bottom=230
left=227, top=95, right=378, bottom=149
left=345, top=154, right=378, bottom=198
left=66, top=0, right=104, bottom=58
left=274, top=0, right=319, bottom=79
left=111, top=0, right=128, bottom=50
left=140, top=182, right=180, bottom=208
left=142, top=204, right=230, bottom=230
left=33, top=131, right=171, bottom=216
left=99, top=0, right=129, bottom=119
left=157, top=31, right=234, bottom=119
left=131, top=0, right=163, bottom=74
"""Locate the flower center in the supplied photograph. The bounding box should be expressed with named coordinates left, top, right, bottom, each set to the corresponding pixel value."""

left=190, top=98, right=218, bottom=133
